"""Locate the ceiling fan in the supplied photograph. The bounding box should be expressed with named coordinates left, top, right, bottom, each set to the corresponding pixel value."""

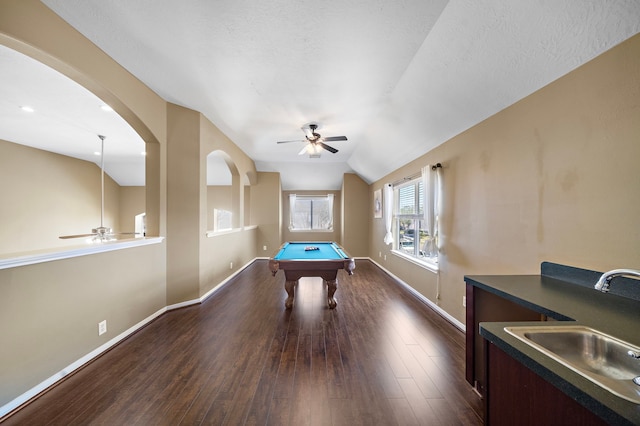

left=277, top=123, right=347, bottom=155
left=59, top=135, right=138, bottom=242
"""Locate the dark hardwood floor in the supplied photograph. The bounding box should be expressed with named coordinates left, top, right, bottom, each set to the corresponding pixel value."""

left=3, top=260, right=483, bottom=425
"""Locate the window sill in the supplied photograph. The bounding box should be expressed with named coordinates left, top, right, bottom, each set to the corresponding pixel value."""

left=0, top=237, right=165, bottom=271
left=288, top=228, right=334, bottom=233
left=391, top=249, right=439, bottom=273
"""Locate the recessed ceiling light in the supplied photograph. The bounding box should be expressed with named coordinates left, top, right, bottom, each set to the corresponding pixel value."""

left=100, top=104, right=113, bottom=112
left=20, top=105, right=35, bottom=112
left=94, top=151, right=101, bottom=156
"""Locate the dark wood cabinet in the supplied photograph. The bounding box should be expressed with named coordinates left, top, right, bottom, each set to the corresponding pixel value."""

left=464, top=268, right=640, bottom=425
left=465, top=283, right=542, bottom=396
left=485, top=342, right=607, bottom=426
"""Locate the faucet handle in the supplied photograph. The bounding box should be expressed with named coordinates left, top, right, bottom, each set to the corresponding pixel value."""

left=628, top=350, right=640, bottom=359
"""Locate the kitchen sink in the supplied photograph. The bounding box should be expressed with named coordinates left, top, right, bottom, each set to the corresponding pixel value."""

left=504, top=325, right=640, bottom=404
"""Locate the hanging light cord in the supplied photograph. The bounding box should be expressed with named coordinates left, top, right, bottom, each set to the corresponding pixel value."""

left=98, top=135, right=106, bottom=228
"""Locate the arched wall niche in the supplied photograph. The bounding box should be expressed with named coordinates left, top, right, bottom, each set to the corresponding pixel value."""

left=206, top=149, right=243, bottom=230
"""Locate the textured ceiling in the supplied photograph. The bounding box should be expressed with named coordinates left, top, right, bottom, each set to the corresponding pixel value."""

left=4, top=1, right=640, bottom=188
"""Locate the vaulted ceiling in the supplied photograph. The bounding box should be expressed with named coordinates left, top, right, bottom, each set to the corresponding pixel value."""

left=2, top=1, right=640, bottom=189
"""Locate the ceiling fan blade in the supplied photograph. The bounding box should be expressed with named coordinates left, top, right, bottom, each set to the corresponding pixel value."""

left=277, top=139, right=305, bottom=144
left=322, top=136, right=347, bottom=142
left=319, top=142, right=338, bottom=154
left=298, top=145, right=309, bottom=155
left=59, top=233, right=97, bottom=239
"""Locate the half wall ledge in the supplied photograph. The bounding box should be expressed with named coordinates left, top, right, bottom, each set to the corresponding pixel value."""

left=0, top=237, right=165, bottom=270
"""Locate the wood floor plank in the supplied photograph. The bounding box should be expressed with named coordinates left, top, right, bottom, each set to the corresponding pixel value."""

left=388, top=397, right=419, bottom=425
left=2, top=260, right=482, bottom=425
left=397, top=377, right=441, bottom=425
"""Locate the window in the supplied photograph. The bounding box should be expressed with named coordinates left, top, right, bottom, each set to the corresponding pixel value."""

left=394, top=179, right=429, bottom=258
left=289, top=194, right=334, bottom=231
left=213, top=208, right=233, bottom=232
left=392, top=165, right=441, bottom=265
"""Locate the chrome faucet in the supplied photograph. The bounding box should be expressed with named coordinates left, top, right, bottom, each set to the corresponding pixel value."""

left=594, top=269, right=640, bottom=293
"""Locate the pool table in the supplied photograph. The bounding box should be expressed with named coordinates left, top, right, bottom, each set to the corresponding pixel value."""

left=268, top=242, right=355, bottom=309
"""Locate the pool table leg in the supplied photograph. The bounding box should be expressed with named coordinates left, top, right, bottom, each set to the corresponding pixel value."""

left=326, top=279, right=337, bottom=309
left=284, top=280, right=296, bottom=309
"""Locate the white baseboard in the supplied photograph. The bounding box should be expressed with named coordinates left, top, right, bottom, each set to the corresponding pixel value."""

left=0, top=305, right=167, bottom=419
left=1, top=257, right=464, bottom=419
left=369, top=258, right=466, bottom=332
left=0, top=258, right=256, bottom=420
left=197, top=258, right=255, bottom=304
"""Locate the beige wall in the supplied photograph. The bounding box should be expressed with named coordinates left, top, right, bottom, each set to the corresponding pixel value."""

left=3, top=0, right=639, bottom=416
left=250, top=172, right=282, bottom=255
left=282, top=190, right=341, bottom=244
left=0, top=0, right=168, bottom=238
left=206, top=186, right=232, bottom=230
left=199, top=112, right=259, bottom=294
left=200, top=228, right=258, bottom=296
left=0, top=1, right=265, bottom=413
left=244, top=185, right=251, bottom=227
left=166, top=104, right=203, bottom=303
left=166, top=104, right=260, bottom=304
left=0, top=0, right=170, bottom=411
left=341, top=173, right=369, bottom=257
left=119, top=186, right=146, bottom=233
left=0, top=242, right=166, bottom=407
left=371, top=34, right=640, bottom=324
left=205, top=186, right=252, bottom=230
left=0, top=140, right=124, bottom=254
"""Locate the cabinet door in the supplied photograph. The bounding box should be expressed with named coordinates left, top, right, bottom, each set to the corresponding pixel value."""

left=465, top=284, right=542, bottom=395
left=485, top=342, right=607, bottom=426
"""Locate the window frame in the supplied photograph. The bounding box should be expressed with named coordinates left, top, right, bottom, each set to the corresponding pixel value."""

left=288, top=194, right=334, bottom=232
left=391, top=177, right=439, bottom=270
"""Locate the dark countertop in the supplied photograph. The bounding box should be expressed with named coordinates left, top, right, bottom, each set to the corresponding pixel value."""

left=465, top=274, right=640, bottom=425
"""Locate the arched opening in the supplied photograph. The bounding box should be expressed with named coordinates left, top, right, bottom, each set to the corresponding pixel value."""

left=206, top=150, right=242, bottom=231
left=206, top=150, right=232, bottom=231
left=0, top=44, right=148, bottom=253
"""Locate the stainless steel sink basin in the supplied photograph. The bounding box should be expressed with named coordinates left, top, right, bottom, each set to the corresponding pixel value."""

left=504, top=325, right=640, bottom=404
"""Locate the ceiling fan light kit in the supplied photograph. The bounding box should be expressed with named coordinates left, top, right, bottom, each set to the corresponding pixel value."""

left=277, top=123, right=347, bottom=155
left=89, top=227, right=115, bottom=243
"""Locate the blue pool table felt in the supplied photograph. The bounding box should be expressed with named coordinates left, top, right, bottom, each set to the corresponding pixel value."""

left=273, top=242, right=347, bottom=260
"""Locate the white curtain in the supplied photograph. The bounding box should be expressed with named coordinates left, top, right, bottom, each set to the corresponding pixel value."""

left=422, top=165, right=442, bottom=257
left=383, top=183, right=394, bottom=245
left=289, top=194, right=296, bottom=230
left=326, top=193, right=334, bottom=230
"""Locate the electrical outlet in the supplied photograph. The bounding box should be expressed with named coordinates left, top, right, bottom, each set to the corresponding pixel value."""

left=462, top=296, right=467, bottom=308
left=379, top=251, right=382, bottom=258
left=98, top=320, right=107, bottom=336
left=263, top=245, right=267, bottom=251
left=384, top=255, right=387, bottom=261
left=229, top=262, right=233, bottom=269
